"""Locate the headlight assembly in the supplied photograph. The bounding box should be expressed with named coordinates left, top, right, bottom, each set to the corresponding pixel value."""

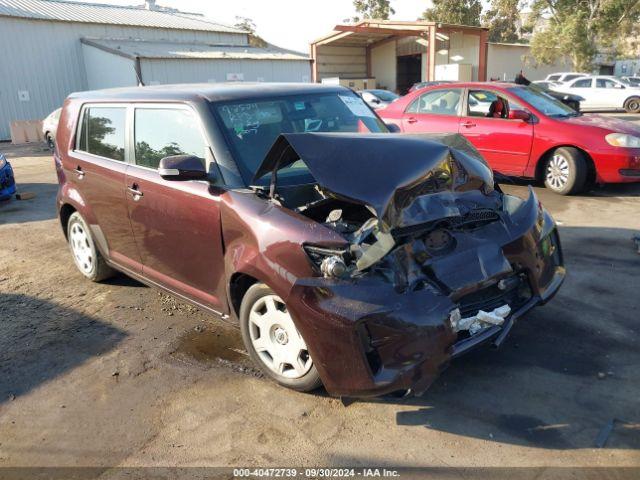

left=605, top=133, right=640, bottom=148
left=303, top=245, right=351, bottom=278
left=0, top=154, right=7, bottom=169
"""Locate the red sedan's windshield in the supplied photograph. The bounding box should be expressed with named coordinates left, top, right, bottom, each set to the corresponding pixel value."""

left=508, top=86, right=577, bottom=117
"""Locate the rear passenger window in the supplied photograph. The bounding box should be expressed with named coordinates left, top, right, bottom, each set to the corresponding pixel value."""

left=77, top=107, right=126, bottom=161
left=134, top=108, right=206, bottom=169
left=406, top=89, right=461, bottom=116
left=572, top=79, right=592, bottom=88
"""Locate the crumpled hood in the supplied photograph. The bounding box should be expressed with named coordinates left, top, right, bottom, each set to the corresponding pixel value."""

left=254, top=132, right=495, bottom=228
left=561, top=113, right=640, bottom=135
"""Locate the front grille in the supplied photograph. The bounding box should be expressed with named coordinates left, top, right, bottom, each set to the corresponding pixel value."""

left=458, top=273, right=531, bottom=319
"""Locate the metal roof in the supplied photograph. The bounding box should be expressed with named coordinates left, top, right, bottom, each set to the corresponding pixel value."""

left=0, top=0, right=246, bottom=33
left=81, top=38, right=310, bottom=61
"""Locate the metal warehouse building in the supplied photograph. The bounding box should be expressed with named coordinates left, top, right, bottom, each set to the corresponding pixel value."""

left=0, top=0, right=311, bottom=141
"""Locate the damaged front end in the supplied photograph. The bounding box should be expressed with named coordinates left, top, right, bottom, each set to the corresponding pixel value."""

left=254, top=133, right=565, bottom=397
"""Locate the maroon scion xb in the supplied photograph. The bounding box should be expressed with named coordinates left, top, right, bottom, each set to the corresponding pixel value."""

left=55, top=83, right=565, bottom=397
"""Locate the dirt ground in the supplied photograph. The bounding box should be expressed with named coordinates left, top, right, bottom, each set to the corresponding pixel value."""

left=1, top=125, right=640, bottom=477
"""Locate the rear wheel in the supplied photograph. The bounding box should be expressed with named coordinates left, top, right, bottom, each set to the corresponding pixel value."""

left=239, top=283, right=322, bottom=392
left=45, top=133, right=55, bottom=150
left=624, top=96, right=640, bottom=113
left=67, top=212, right=115, bottom=282
left=543, top=147, right=587, bottom=195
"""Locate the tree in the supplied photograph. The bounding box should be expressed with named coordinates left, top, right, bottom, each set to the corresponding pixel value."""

left=352, top=0, right=395, bottom=22
left=483, top=0, right=523, bottom=43
left=421, top=0, right=482, bottom=26
left=234, top=16, right=267, bottom=48
left=527, top=0, right=640, bottom=72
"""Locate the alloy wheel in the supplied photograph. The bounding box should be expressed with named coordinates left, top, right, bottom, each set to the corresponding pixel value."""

left=248, top=294, right=312, bottom=379
left=70, top=222, right=93, bottom=274
left=546, top=154, right=570, bottom=191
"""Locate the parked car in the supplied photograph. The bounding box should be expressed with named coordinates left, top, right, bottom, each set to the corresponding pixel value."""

left=544, top=72, right=589, bottom=83
left=519, top=75, right=583, bottom=111
left=358, top=89, right=399, bottom=109
left=621, top=76, right=640, bottom=87
left=0, top=153, right=16, bottom=201
left=55, top=83, right=564, bottom=397
left=42, top=108, right=61, bottom=149
left=378, top=82, right=640, bottom=194
left=554, top=76, right=640, bottom=113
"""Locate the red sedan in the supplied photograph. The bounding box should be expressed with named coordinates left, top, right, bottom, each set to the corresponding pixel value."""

left=379, top=82, right=640, bottom=194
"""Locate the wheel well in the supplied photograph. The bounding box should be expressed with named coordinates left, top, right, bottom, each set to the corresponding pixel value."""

left=535, top=145, right=596, bottom=185
left=59, top=204, right=76, bottom=239
left=228, top=273, right=260, bottom=319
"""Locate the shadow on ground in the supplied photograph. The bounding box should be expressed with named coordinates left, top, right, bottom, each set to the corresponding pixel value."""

left=0, top=182, right=58, bottom=224
left=0, top=293, right=127, bottom=404
left=349, top=226, right=640, bottom=450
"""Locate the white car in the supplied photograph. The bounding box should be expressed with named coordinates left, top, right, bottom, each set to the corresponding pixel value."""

left=359, top=89, right=400, bottom=110
left=42, top=108, right=61, bottom=149
left=554, top=76, right=640, bottom=112
left=544, top=72, right=590, bottom=84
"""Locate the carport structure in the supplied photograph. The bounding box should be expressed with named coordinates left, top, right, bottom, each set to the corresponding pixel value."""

left=311, top=20, right=489, bottom=94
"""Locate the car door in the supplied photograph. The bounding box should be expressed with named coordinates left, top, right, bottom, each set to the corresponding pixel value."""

left=67, top=104, right=142, bottom=273
left=565, top=78, right=595, bottom=108
left=124, top=104, right=226, bottom=312
left=458, top=89, right=534, bottom=176
left=402, top=88, right=462, bottom=133
left=594, top=77, right=627, bottom=109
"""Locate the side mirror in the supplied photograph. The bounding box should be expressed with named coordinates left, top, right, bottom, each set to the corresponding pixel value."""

left=508, top=109, right=531, bottom=121
left=159, top=155, right=207, bottom=180
left=386, top=123, right=401, bottom=133
left=372, top=98, right=381, bottom=104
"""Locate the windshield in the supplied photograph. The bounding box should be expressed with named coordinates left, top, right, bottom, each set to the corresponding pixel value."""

left=214, top=91, right=387, bottom=186
left=508, top=86, right=577, bottom=117
left=369, top=90, right=399, bottom=102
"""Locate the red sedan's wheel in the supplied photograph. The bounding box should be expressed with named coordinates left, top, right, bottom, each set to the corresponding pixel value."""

left=543, top=147, right=588, bottom=195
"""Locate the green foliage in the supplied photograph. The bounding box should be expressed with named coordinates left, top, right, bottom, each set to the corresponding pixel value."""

left=421, top=0, right=482, bottom=26
left=234, top=16, right=267, bottom=48
left=352, top=0, right=395, bottom=21
left=527, top=0, right=640, bottom=71
left=483, top=0, right=523, bottom=43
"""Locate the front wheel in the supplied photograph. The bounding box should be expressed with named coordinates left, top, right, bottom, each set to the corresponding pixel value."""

left=67, top=212, right=115, bottom=282
left=623, top=96, right=640, bottom=113
left=46, top=133, right=55, bottom=150
left=239, top=283, right=322, bottom=392
left=543, top=147, right=587, bottom=195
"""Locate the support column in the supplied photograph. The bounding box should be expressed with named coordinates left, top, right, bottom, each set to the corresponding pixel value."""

left=428, top=25, right=437, bottom=81
left=478, top=30, right=488, bottom=81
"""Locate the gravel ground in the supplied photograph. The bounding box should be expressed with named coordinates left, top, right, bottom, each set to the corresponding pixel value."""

left=1, top=126, right=639, bottom=477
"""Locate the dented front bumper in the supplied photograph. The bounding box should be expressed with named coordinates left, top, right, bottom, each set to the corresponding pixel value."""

left=285, top=189, right=565, bottom=397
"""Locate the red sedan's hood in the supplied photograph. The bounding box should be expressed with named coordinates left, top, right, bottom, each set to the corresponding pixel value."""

left=562, top=114, right=640, bottom=135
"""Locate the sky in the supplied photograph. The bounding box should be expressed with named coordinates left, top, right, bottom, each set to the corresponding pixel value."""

left=81, top=0, right=432, bottom=52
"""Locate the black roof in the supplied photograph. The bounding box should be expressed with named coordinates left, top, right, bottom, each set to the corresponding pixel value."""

left=68, top=82, right=350, bottom=103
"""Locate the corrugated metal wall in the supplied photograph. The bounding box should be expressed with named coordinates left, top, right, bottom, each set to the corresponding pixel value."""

left=82, top=44, right=137, bottom=90
left=315, top=45, right=367, bottom=81
left=140, top=58, right=312, bottom=84
left=0, top=16, right=246, bottom=140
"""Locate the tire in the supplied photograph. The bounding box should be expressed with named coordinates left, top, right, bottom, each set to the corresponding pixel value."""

left=239, top=283, right=322, bottom=392
left=543, top=147, right=588, bottom=195
left=45, top=133, right=55, bottom=150
left=67, top=212, right=115, bottom=282
left=623, top=96, right=640, bottom=113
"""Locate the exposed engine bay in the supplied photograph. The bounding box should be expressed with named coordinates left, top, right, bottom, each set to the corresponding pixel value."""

left=250, top=132, right=565, bottom=396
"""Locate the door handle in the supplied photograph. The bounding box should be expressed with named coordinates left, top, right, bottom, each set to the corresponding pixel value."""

left=407, top=117, right=418, bottom=124
left=461, top=121, right=476, bottom=128
left=127, top=184, right=143, bottom=200
left=73, top=166, right=85, bottom=179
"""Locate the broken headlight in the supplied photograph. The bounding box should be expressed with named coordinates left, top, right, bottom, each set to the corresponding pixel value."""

left=303, top=245, right=351, bottom=278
